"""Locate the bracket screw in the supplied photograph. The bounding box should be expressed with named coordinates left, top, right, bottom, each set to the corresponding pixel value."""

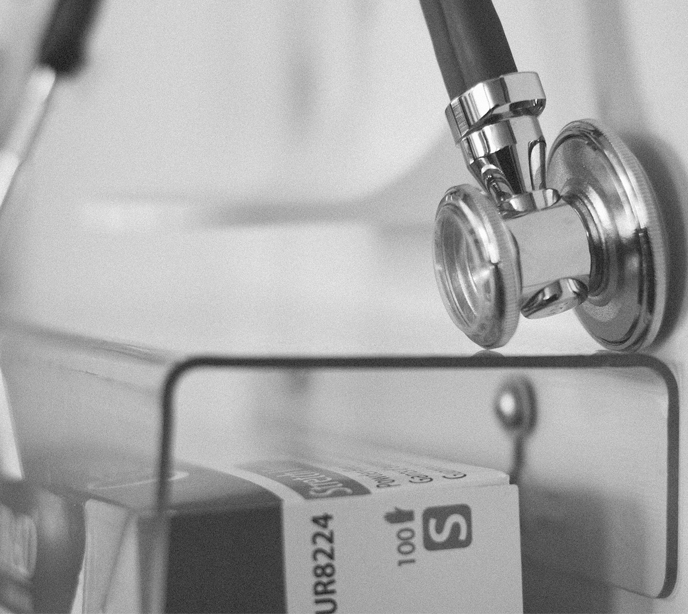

left=494, top=377, right=536, bottom=435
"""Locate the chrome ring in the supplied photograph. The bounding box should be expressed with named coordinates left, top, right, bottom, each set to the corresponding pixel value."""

left=434, top=185, right=521, bottom=348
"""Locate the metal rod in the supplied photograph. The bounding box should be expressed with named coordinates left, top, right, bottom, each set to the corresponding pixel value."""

left=0, top=67, right=57, bottom=212
left=0, top=0, right=102, bottom=213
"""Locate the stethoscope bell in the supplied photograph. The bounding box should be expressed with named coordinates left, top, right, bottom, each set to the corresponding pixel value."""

left=434, top=185, right=521, bottom=349
left=435, top=81, right=668, bottom=351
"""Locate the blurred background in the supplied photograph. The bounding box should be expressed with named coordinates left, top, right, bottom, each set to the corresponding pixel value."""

left=0, top=0, right=632, bottom=355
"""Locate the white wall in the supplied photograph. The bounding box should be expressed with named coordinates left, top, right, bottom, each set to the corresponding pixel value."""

left=0, top=0, right=466, bottom=352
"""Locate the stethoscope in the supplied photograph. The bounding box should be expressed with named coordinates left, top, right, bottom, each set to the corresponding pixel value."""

left=422, top=0, right=668, bottom=351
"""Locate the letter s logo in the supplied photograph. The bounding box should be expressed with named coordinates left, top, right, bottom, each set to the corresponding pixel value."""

left=427, top=513, right=468, bottom=543
left=422, top=505, right=472, bottom=550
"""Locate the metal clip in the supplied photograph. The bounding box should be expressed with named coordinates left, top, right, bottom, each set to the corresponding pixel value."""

left=494, top=377, right=536, bottom=484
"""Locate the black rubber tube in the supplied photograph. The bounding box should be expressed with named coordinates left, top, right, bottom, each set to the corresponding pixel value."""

left=420, top=0, right=516, bottom=99
left=39, top=0, right=103, bottom=75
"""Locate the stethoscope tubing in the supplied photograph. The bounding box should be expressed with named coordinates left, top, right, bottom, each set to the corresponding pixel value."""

left=419, top=0, right=516, bottom=99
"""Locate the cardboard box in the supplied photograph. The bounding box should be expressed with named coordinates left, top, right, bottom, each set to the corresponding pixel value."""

left=79, top=448, right=523, bottom=613
left=84, top=448, right=522, bottom=614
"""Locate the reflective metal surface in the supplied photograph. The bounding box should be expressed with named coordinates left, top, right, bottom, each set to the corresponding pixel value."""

left=445, top=72, right=547, bottom=212
left=434, top=184, right=520, bottom=348
left=434, top=185, right=592, bottom=347
left=0, top=67, right=55, bottom=212
left=505, top=203, right=590, bottom=302
left=548, top=120, right=668, bottom=351
left=494, top=376, right=536, bottom=484
left=436, top=72, right=669, bottom=351
left=446, top=72, right=546, bottom=137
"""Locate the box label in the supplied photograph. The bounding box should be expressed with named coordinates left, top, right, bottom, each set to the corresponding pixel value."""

left=240, top=460, right=371, bottom=499
left=237, top=451, right=520, bottom=613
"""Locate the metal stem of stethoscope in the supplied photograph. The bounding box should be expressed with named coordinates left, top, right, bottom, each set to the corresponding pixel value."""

left=0, top=68, right=57, bottom=210
left=0, top=0, right=101, bottom=213
left=422, top=0, right=668, bottom=351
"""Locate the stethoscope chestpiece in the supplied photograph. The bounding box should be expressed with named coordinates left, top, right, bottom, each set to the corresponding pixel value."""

left=435, top=74, right=668, bottom=352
